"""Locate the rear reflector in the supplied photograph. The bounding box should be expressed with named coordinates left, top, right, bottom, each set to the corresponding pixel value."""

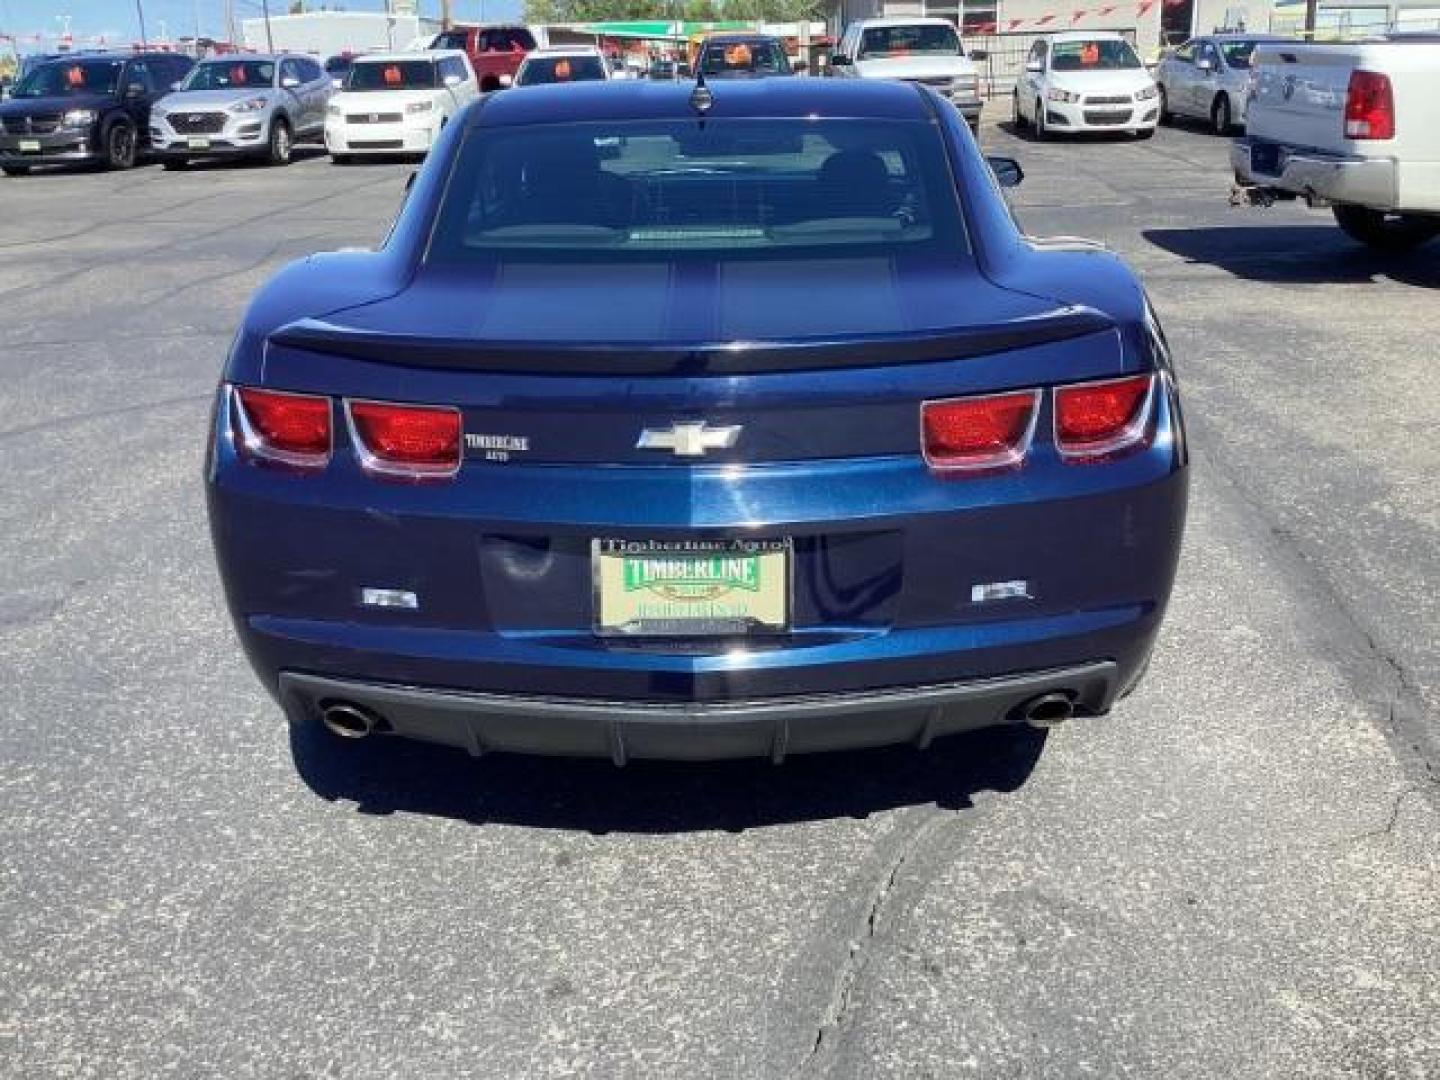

left=234, top=386, right=332, bottom=468
left=1344, top=70, right=1394, bottom=141
left=921, top=389, right=1041, bottom=472
left=1054, top=374, right=1154, bottom=461
left=347, top=400, right=462, bottom=479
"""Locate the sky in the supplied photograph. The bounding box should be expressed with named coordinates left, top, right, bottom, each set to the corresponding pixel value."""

left=0, top=1, right=522, bottom=50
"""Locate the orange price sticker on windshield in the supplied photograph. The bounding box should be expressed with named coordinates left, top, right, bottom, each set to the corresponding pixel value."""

left=66, top=66, right=85, bottom=87
left=383, top=65, right=402, bottom=86
left=555, top=59, right=572, bottom=79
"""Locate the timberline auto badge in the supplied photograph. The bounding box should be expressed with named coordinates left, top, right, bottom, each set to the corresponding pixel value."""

left=465, top=433, right=529, bottom=462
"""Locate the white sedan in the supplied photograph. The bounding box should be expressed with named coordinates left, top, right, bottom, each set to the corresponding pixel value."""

left=325, top=50, right=477, bottom=163
left=1013, top=32, right=1160, bottom=140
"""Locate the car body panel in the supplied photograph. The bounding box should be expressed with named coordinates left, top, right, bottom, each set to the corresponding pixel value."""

left=209, top=80, right=1188, bottom=759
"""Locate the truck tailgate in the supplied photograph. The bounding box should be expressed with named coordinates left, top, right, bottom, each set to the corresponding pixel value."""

left=1247, top=43, right=1357, bottom=152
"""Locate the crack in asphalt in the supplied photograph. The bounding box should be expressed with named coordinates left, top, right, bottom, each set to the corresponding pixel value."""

left=1349, top=784, right=1425, bottom=843
left=791, top=810, right=950, bottom=1078
left=0, top=392, right=211, bottom=442
left=1186, top=418, right=1439, bottom=799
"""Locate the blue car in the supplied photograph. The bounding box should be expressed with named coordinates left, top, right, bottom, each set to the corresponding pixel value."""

left=206, top=79, right=1188, bottom=762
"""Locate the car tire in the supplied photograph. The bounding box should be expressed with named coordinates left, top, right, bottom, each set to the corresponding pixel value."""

left=331, top=153, right=353, bottom=166
left=1332, top=205, right=1440, bottom=252
left=1034, top=101, right=1048, bottom=141
left=267, top=118, right=293, bottom=166
left=1012, top=92, right=1028, bottom=130
left=1158, top=86, right=1172, bottom=125
left=1210, top=94, right=1233, bottom=136
left=2, top=165, right=30, bottom=177
left=104, top=120, right=137, bottom=170
left=1134, top=127, right=1155, bottom=140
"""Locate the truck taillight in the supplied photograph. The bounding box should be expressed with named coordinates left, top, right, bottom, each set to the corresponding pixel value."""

left=1344, top=70, right=1394, bottom=140
left=234, top=387, right=332, bottom=469
left=921, top=389, right=1041, bottom=472
left=1054, top=375, right=1155, bottom=462
left=347, top=400, right=462, bottom=480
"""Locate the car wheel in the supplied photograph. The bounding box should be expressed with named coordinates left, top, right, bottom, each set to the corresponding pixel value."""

left=1158, top=86, right=1172, bottom=124
left=1332, top=205, right=1440, bottom=252
left=1012, top=92, right=1027, bottom=130
left=2, top=165, right=30, bottom=177
left=331, top=153, right=352, bottom=166
left=267, top=118, right=293, bottom=166
left=1210, top=94, right=1233, bottom=136
left=1034, top=101, right=1048, bottom=141
left=104, top=121, right=137, bottom=170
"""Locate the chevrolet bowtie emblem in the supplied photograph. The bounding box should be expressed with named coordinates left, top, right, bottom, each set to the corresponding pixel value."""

left=636, top=421, right=741, bottom=458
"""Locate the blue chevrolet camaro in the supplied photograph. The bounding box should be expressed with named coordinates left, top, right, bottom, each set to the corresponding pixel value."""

left=206, top=78, right=1188, bottom=762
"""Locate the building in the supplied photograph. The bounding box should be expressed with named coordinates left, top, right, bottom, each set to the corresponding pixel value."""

left=239, top=11, right=440, bottom=56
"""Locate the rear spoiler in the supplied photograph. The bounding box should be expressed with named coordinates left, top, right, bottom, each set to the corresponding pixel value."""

left=268, top=306, right=1116, bottom=376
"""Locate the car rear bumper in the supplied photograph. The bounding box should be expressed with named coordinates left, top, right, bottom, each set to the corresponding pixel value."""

left=280, top=660, right=1120, bottom=762
left=1231, top=137, right=1399, bottom=208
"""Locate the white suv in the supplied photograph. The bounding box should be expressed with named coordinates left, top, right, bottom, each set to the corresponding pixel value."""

left=830, top=18, right=984, bottom=135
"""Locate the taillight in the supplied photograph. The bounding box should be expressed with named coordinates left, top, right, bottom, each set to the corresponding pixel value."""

left=234, top=386, right=332, bottom=468
left=921, top=389, right=1041, bottom=472
left=1344, top=70, right=1394, bottom=140
left=1054, top=374, right=1155, bottom=462
left=347, top=400, right=462, bottom=479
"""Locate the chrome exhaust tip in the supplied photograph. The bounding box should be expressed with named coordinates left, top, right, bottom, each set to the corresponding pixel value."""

left=1020, top=692, right=1074, bottom=729
left=320, top=702, right=380, bottom=740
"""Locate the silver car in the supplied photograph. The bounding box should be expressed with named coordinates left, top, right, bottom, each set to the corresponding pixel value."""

left=1155, top=34, right=1289, bottom=135
left=150, top=54, right=331, bottom=168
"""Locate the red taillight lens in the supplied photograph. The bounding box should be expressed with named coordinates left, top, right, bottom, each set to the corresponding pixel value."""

left=921, top=389, right=1041, bottom=472
left=1344, top=70, right=1394, bottom=140
left=348, top=400, right=462, bottom=478
left=235, top=387, right=332, bottom=467
left=1054, top=374, right=1154, bottom=461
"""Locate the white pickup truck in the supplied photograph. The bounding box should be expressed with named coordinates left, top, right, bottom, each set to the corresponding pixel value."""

left=1231, top=33, right=1440, bottom=250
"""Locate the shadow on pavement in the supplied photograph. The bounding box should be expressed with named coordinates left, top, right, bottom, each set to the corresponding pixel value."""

left=288, top=719, right=1049, bottom=833
left=1144, top=225, right=1440, bottom=286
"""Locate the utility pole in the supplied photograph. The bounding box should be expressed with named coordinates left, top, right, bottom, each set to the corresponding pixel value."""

left=225, top=0, right=237, bottom=48
left=261, top=0, right=274, bottom=51
left=134, top=4, right=147, bottom=49
left=1303, top=0, right=1318, bottom=37
left=441, top=0, right=453, bottom=31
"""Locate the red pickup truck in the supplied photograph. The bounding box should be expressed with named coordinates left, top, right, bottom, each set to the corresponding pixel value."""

left=431, top=25, right=537, bottom=93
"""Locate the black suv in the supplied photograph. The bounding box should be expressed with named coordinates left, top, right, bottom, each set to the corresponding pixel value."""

left=0, top=52, right=195, bottom=175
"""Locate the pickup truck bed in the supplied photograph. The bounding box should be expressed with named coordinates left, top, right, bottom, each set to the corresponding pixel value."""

left=1231, top=34, right=1440, bottom=250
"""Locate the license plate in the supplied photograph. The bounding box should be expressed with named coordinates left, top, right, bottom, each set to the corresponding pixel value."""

left=187, top=137, right=211, bottom=150
left=18, top=139, right=40, bottom=152
left=593, top=538, right=791, bottom=636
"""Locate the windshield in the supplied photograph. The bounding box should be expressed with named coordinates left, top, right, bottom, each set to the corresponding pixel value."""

left=858, top=25, right=961, bottom=59
left=183, top=60, right=276, bottom=91
left=1219, top=41, right=1259, bottom=68
left=517, top=55, right=606, bottom=86
left=347, top=60, right=437, bottom=91
left=428, top=119, right=965, bottom=265
left=1050, top=39, right=1143, bottom=71
left=13, top=59, right=124, bottom=98
left=698, top=40, right=791, bottom=76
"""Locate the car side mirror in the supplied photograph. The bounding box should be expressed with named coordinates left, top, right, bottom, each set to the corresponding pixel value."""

left=830, top=53, right=851, bottom=67
left=443, top=74, right=462, bottom=87
left=987, top=155, right=1024, bottom=188
left=1197, top=58, right=1214, bottom=72
left=1025, top=60, right=1043, bottom=74
left=332, top=77, right=344, bottom=89
left=498, top=73, right=513, bottom=87
left=170, top=80, right=184, bottom=91
left=125, top=82, right=146, bottom=99
left=969, top=49, right=988, bottom=61
left=281, top=76, right=301, bottom=89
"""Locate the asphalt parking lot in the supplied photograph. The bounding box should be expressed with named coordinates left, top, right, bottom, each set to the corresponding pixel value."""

left=2, top=119, right=1438, bottom=1078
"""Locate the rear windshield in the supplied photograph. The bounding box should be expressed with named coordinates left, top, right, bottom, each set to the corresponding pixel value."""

left=14, top=59, right=124, bottom=98
left=184, top=60, right=276, bottom=91
left=427, top=119, right=965, bottom=265
left=858, top=25, right=961, bottom=59
left=698, top=40, right=792, bottom=76
left=348, top=60, right=437, bottom=91
left=517, top=55, right=607, bottom=85
left=1050, top=40, right=1143, bottom=71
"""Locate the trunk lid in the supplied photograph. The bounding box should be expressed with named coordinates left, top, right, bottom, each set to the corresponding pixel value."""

left=1248, top=42, right=1357, bottom=152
